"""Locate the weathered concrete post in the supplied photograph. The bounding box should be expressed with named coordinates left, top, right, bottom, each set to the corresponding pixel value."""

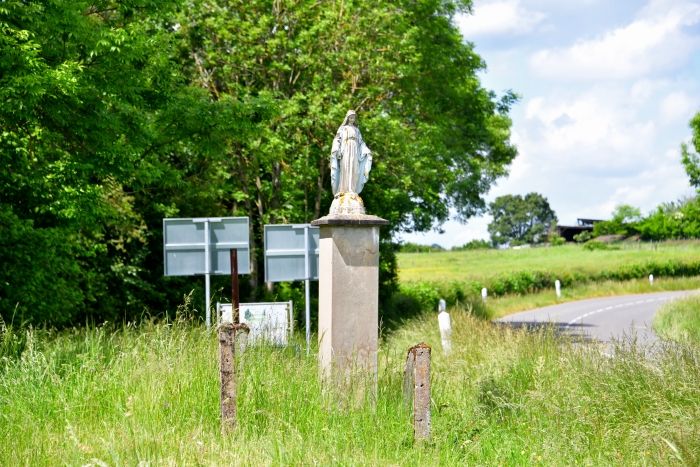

left=312, top=215, right=389, bottom=376
left=218, top=323, right=236, bottom=432
left=404, top=342, right=431, bottom=440
left=218, top=323, right=249, bottom=433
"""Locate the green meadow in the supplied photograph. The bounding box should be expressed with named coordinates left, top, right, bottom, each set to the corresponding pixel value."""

left=397, top=241, right=700, bottom=283
left=391, top=241, right=700, bottom=319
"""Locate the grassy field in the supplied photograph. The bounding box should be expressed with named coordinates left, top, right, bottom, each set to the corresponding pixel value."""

left=397, top=241, right=700, bottom=283
left=654, top=293, right=700, bottom=343
left=2, top=308, right=700, bottom=466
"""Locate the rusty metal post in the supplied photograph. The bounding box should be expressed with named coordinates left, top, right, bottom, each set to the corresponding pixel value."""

left=230, top=249, right=239, bottom=324
left=405, top=342, right=431, bottom=441
left=219, top=323, right=236, bottom=432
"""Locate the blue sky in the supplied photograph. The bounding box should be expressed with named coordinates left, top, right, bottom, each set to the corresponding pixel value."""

left=401, top=0, right=700, bottom=248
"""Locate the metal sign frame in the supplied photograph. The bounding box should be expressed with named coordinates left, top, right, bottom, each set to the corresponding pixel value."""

left=263, top=224, right=319, bottom=282
left=163, top=217, right=250, bottom=328
left=263, top=224, right=319, bottom=347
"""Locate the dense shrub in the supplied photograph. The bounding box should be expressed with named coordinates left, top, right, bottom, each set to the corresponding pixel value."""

left=638, top=198, right=700, bottom=240
left=573, top=231, right=591, bottom=243
left=593, top=198, right=700, bottom=241
left=549, top=232, right=565, bottom=246
left=583, top=240, right=619, bottom=251
left=0, top=208, right=85, bottom=326
left=452, top=239, right=491, bottom=251
left=398, top=242, right=445, bottom=253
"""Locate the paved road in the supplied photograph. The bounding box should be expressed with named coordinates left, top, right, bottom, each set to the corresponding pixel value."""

left=496, top=291, right=695, bottom=343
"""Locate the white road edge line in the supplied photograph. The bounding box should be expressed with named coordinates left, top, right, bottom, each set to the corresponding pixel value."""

left=566, top=295, right=674, bottom=329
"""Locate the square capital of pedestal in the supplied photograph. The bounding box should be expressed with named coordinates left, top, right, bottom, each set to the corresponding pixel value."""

left=311, top=214, right=389, bottom=227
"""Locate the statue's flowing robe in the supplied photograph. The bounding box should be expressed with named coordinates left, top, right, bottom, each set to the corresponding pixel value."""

left=330, top=125, right=372, bottom=195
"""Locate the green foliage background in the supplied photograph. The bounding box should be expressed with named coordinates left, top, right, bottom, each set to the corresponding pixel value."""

left=592, top=199, right=700, bottom=240
left=1, top=0, right=518, bottom=326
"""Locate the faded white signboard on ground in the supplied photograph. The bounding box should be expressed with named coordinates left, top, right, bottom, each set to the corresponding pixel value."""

left=264, top=224, right=319, bottom=346
left=217, top=302, right=293, bottom=346
left=163, top=217, right=249, bottom=328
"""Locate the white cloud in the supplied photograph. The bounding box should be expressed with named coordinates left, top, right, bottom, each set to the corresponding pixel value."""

left=659, top=91, right=700, bottom=124
left=458, top=0, right=546, bottom=37
left=522, top=88, right=657, bottom=174
left=498, top=85, right=691, bottom=223
left=530, top=1, right=700, bottom=80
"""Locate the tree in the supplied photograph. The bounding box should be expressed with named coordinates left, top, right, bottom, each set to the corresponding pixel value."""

left=681, top=111, right=700, bottom=188
left=0, top=0, right=269, bottom=325
left=488, top=193, right=557, bottom=246
left=573, top=231, right=591, bottom=243
left=591, top=205, right=642, bottom=237
left=173, top=0, right=519, bottom=306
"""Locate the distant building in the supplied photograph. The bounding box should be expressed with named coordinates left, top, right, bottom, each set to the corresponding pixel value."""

left=557, top=218, right=604, bottom=242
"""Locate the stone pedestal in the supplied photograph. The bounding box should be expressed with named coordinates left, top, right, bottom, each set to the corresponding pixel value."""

left=311, top=214, right=389, bottom=376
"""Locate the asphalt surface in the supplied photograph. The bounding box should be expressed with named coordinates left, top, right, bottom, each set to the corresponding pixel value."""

left=496, top=290, right=695, bottom=343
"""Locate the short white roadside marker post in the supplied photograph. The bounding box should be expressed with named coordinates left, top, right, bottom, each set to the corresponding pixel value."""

left=649, top=274, right=654, bottom=286
left=481, top=287, right=488, bottom=302
left=555, top=279, right=561, bottom=298
left=438, top=299, right=446, bottom=312
left=437, top=311, right=452, bottom=355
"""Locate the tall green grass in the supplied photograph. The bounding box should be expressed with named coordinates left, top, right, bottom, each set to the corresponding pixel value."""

left=2, top=306, right=700, bottom=465
left=654, top=293, right=700, bottom=343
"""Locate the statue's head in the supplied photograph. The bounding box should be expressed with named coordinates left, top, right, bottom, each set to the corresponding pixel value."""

left=342, top=110, right=357, bottom=127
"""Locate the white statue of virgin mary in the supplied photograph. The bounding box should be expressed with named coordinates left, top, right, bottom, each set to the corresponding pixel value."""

left=329, top=110, right=372, bottom=215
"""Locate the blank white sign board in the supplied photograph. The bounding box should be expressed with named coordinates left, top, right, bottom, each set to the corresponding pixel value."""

left=217, top=302, right=293, bottom=346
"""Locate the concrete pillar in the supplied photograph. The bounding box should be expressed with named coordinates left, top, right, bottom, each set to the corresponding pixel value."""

left=404, top=342, right=431, bottom=441
left=311, top=214, right=389, bottom=376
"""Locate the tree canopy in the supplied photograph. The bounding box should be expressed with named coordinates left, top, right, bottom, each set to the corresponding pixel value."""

left=0, top=0, right=270, bottom=325
left=175, top=0, right=519, bottom=298
left=681, top=110, right=700, bottom=189
left=1, top=0, right=518, bottom=326
left=488, top=193, right=557, bottom=246
left=592, top=205, right=642, bottom=237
